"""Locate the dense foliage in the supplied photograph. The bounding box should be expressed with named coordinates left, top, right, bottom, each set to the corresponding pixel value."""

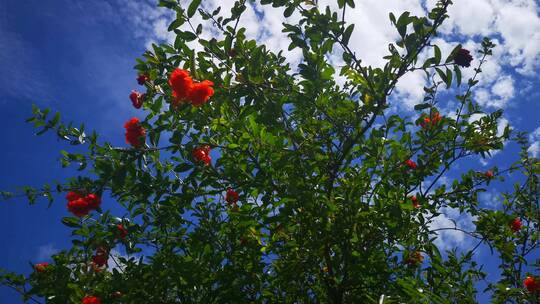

left=1, top=0, right=539, bottom=303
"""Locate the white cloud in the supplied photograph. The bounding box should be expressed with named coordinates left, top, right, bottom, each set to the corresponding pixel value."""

left=528, top=126, right=540, bottom=157
left=478, top=190, right=501, bottom=209
left=528, top=142, right=540, bottom=157
left=493, top=0, right=540, bottom=75
left=395, top=70, right=427, bottom=108
left=441, top=0, right=495, bottom=36
left=495, top=76, right=515, bottom=103
left=428, top=207, right=477, bottom=250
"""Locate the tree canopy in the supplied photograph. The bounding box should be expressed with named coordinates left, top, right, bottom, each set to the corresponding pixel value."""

left=1, top=0, right=539, bottom=303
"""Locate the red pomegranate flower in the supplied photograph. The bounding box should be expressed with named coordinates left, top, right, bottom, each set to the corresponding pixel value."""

left=510, top=218, right=522, bottom=232
left=66, top=191, right=82, bottom=202
left=92, top=247, right=109, bottom=267
left=431, top=112, right=442, bottom=124
left=92, top=255, right=107, bottom=268
left=129, top=90, right=145, bottom=109
left=405, top=251, right=424, bottom=266
left=85, top=194, right=101, bottom=210
left=404, top=159, right=417, bottom=170
left=116, top=224, right=128, bottom=239
left=82, top=296, right=102, bottom=304
left=192, top=146, right=212, bottom=165
left=225, top=188, right=239, bottom=205
left=454, top=48, right=473, bottom=67
left=188, top=80, right=214, bottom=107
left=419, top=116, right=431, bottom=128
left=34, top=262, right=49, bottom=273
left=168, top=68, right=193, bottom=106
left=66, top=192, right=101, bottom=217
left=124, top=117, right=146, bottom=148
left=111, top=291, right=123, bottom=298
left=419, top=112, right=442, bottom=129
left=524, top=276, right=540, bottom=293
left=67, top=198, right=91, bottom=217
left=137, top=73, right=149, bottom=85
left=410, top=196, right=420, bottom=209
left=484, top=170, right=494, bottom=179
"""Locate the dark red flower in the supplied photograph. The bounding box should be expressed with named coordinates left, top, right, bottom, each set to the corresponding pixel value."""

left=66, top=191, right=82, bottom=202
left=405, top=251, right=424, bottom=266
left=92, top=256, right=107, bottom=268
left=240, top=237, right=248, bottom=246
left=188, top=80, right=214, bottom=106
left=410, top=196, right=420, bottom=209
left=111, top=291, right=123, bottom=298
left=419, top=112, right=442, bottom=129
left=96, top=246, right=108, bottom=256
left=228, top=48, right=238, bottom=57
left=124, top=117, right=146, bottom=148
left=510, top=218, right=522, bottom=232
left=431, top=112, right=442, bottom=124
left=116, top=224, right=128, bottom=239
left=454, top=48, right=473, bottom=67
left=192, top=146, right=211, bottom=165
left=129, top=90, right=145, bottom=109
left=86, top=194, right=101, bottom=210
left=82, top=296, right=102, bottom=304
left=137, top=73, right=149, bottom=85
left=225, top=188, right=239, bottom=205
left=66, top=192, right=101, bottom=217
left=484, top=170, right=494, bottom=179
left=419, top=117, right=431, bottom=128
left=168, top=68, right=193, bottom=106
left=34, top=262, right=49, bottom=273
left=192, top=148, right=205, bottom=160
left=524, top=276, right=540, bottom=293
left=67, top=198, right=91, bottom=217
left=92, top=247, right=109, bottom=267
left=404, top=159, right=417, bottom=170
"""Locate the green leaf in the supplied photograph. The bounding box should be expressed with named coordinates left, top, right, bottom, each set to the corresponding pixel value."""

left=396, top=12, right=411, bottom=37
left=61, top=217, right=80, bottom=228
left=168, top=18, right=185, bottom=31
left=435, top=67, right=447, bottom=87
left=445, top=68, right=453, bottom=88
left=414, top=103, right=431, bottom=111
left=284, top=5, right=295, bottom=17
left=174, top=163, right=193, bottom=173
left=342, top=24, right=354, bottom=45
left=434, top=45, right=441, bottom=64
left=389, top=13, right=397, bottom=26
left=174, top=30, right=197, bottom=42
left=187, top=0, right=202, bottom=18
left=454, top=65, right=462, bottom=86
left=158, top=0, right=177, bottom=9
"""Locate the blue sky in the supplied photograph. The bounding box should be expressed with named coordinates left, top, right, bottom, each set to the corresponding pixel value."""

left=0, top=0, right=539, bottom=302
left=0, top=1, right=147, bottom=302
